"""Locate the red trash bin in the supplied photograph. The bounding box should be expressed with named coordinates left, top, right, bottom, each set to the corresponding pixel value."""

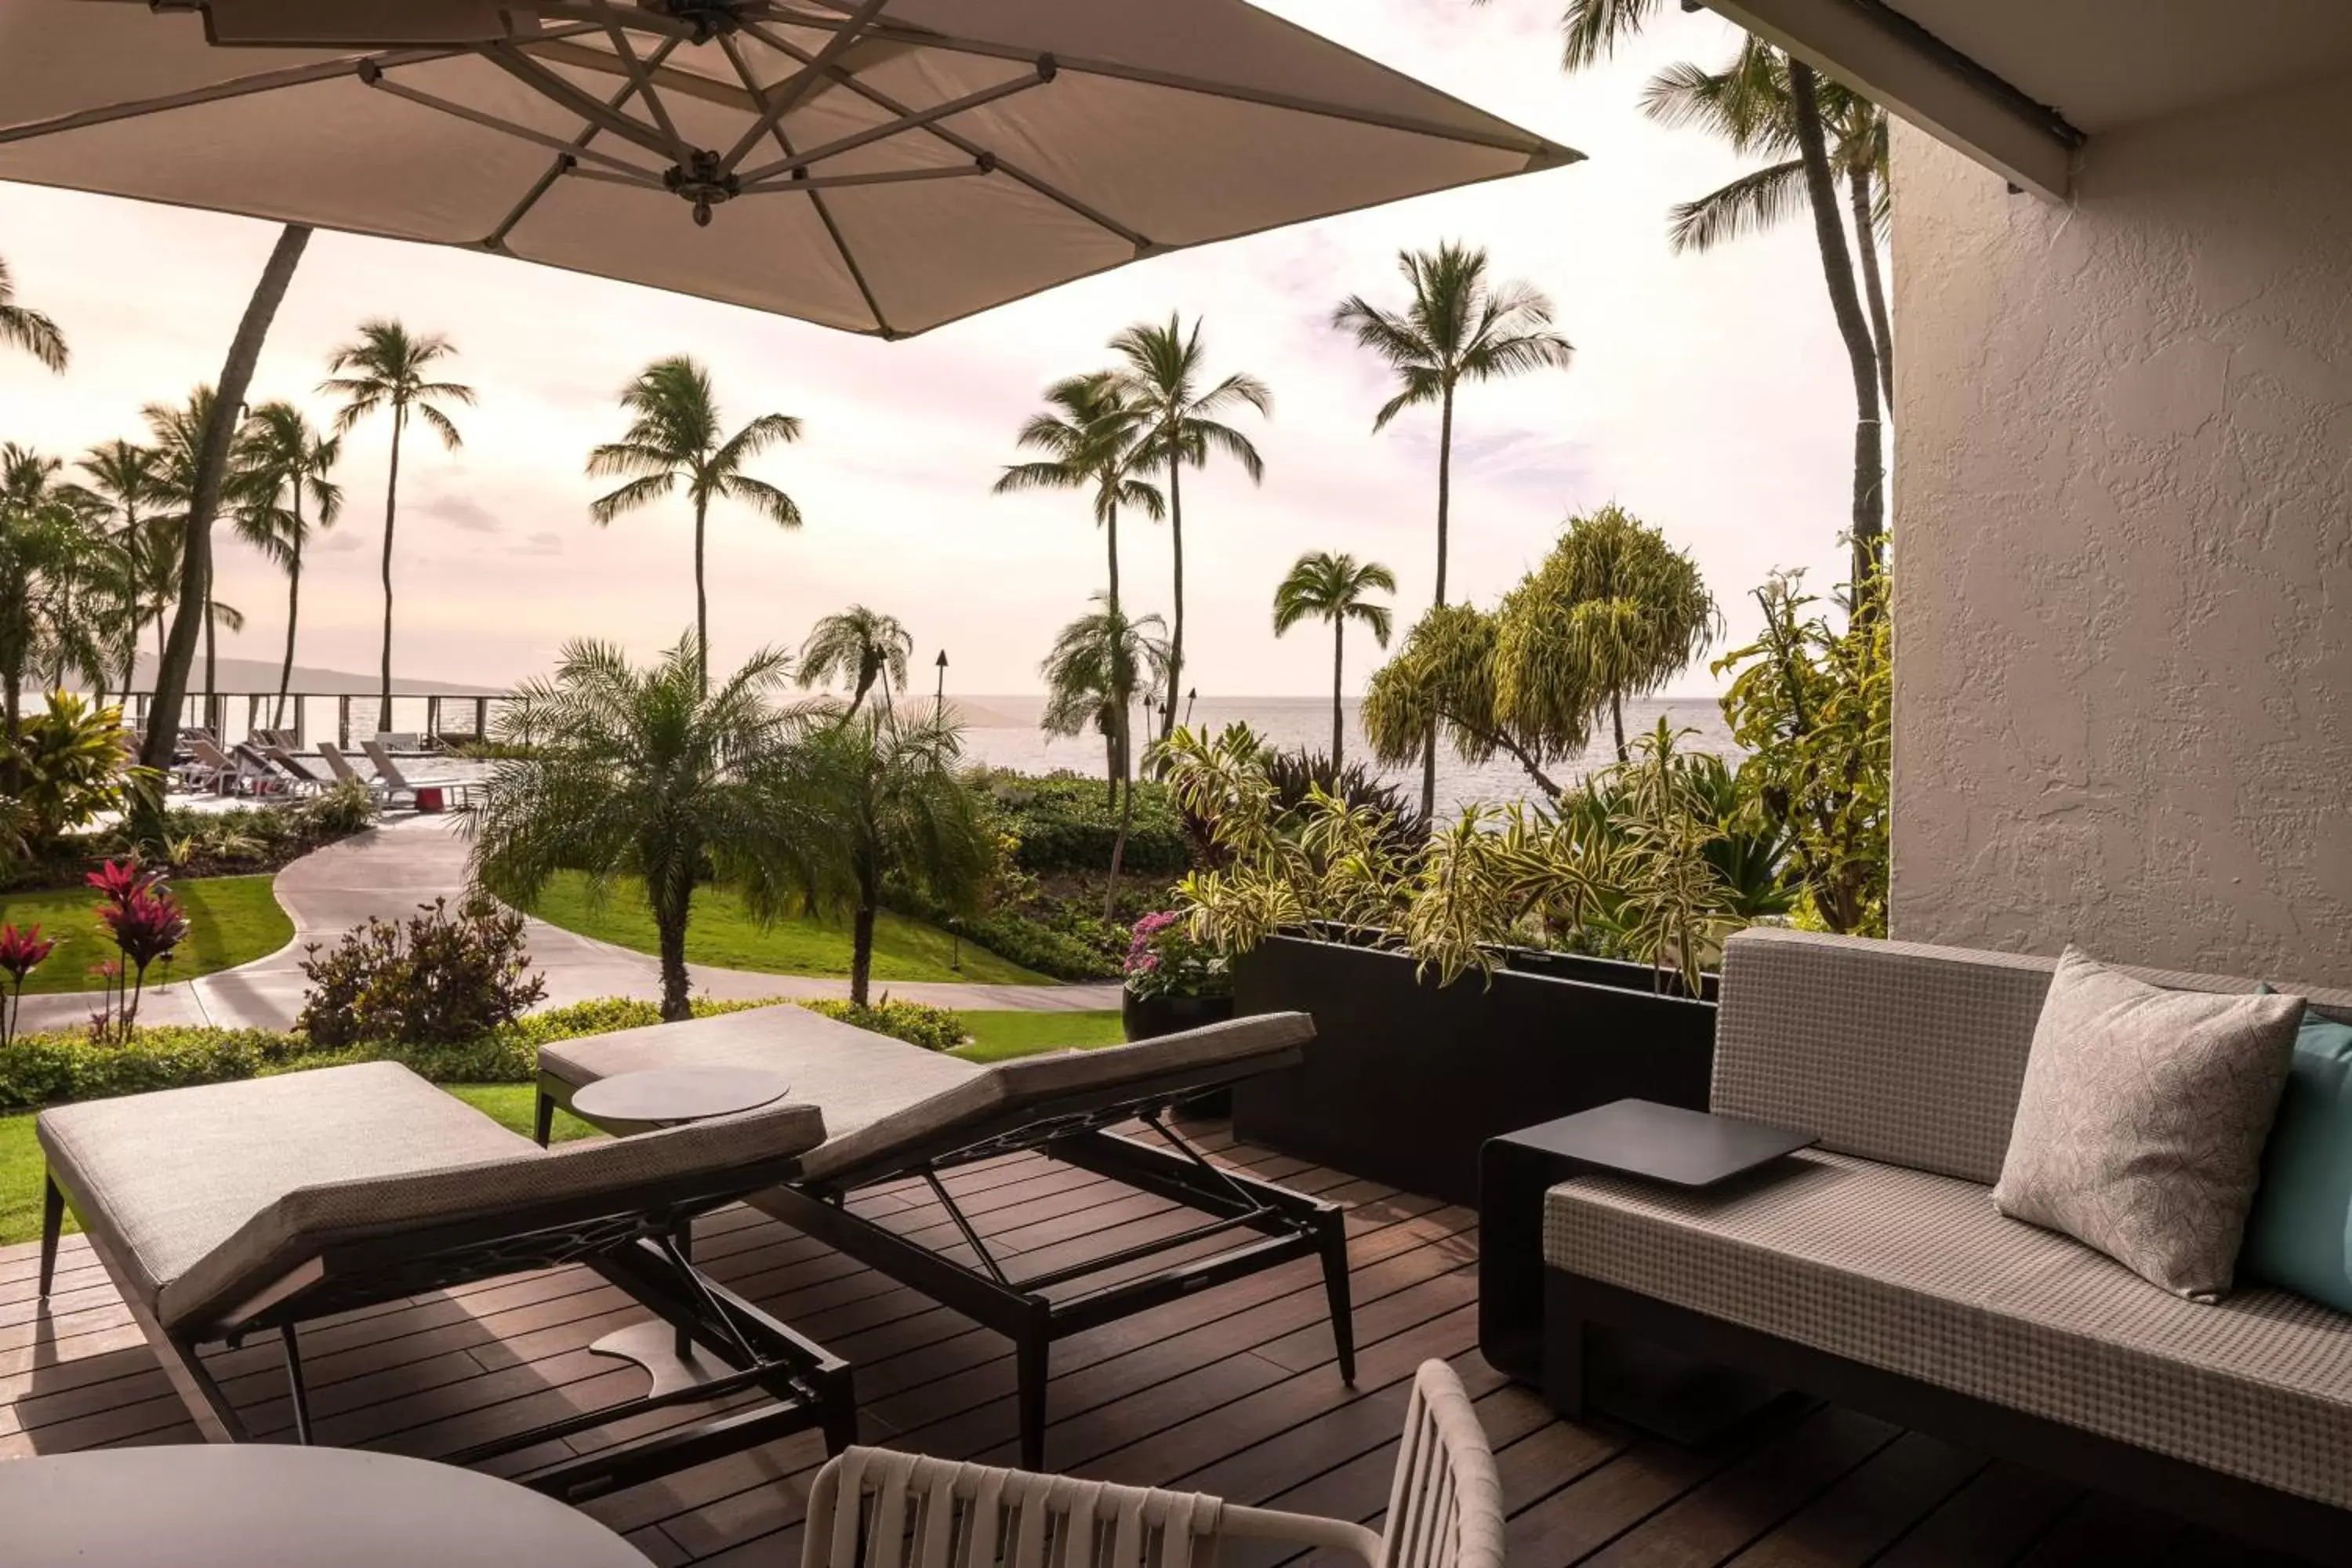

left=416, top=786, right=445, bottom=814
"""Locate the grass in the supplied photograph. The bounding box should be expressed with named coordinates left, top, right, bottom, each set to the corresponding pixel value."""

left=0, top=875, right=294, bottom=994
left=950, top=1008, right=1126, bottom=1063
left=524, top=870, right=1049, bottom=986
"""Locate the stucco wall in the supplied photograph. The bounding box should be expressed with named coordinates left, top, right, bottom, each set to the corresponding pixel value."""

left=1889, top=79, right=2352, bottom=983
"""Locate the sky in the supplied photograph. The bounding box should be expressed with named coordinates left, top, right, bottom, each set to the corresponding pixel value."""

left=0, top=0, right=1867, bottom=699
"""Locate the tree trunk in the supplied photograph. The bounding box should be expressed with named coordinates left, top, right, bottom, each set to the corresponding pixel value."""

left=655, top=893, right=691, bottom=1022
left=1421, top=383, right=1455, bottom=821
left=1788, top=60, right=1886, bottom=593
left=1104, top=498, right=1120, bottom=620
left=143, top=223, right=312, bottom=775
left=276, top=535, right=301, bottom=728
left=1850, top=158, right=1894, bottom=405
left=692, top=492, right=710, bottom=691
left=1330, top=617, right=1345, bottom=766
left=1103, top=738, right=1134, bottom=922
left=202, top=550, right=216, bottom=735
left=118, top=506, right=141, bottom=696
left=1162, top=457, right=1183, bottom=746
left=378, top=403, right=405, bottom=729
left=1611, top=691, right=1627, bottom=764
left=851, top=860, right=877, bottom=1007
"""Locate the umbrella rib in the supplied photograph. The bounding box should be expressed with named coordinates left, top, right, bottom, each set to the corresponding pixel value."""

left=732, top=64, right=1051, bottom=186
left=361, top=65, right=655, bottom=178
left=584, top=0, right=694, bottom=162
left=0, top=45, right=463, bottom=146
left=749, top=6, right=1576, bottom=161
left=717, top=0, right=893, bottom=174
left=474, top=40, right=680, bottom=162
left=713, top=33, right=894, bottom=338
left=481, top=34, right=684, bottom=252
left=737, top=164, right=989, bottom=194
left=738, top=18, right=1151, bottom=252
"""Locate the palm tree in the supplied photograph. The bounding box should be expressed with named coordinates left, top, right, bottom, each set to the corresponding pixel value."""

left=1332, top=242, right=1573, bottom=818
left=143, top=387, right=259, bottom=724
left=1272, top=551, right=1396, bottom=766
left=323, top=320, right=475, bottom=721
left=0, top=256, right=66, bottom=372
left=1108, top=315, right=1271, bottom=742
left=798, top=604, right=913, bottom=718
left=1559, top=2, right=1887, bottom=586
left=1040, top=595, right=1171, bottom=916
left=1493, top=505, right=1719, bottom=763
left=993, top=372, right=1164, bottom=618
left=587, top=356, right=802, bottom=683
left=467, top=634, right=824, bottom=1022
left=0, top=447, right=120, bottom=741
left=77, top=441, right=162, bottom=693
left=235, top=402, right=343, bottom=728
left=797, top=709, right=993, bottom=1005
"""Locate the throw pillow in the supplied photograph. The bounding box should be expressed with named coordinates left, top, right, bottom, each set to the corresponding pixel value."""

left=1993, top=947, right=2303, bottom=1299
left=2238, top=986, right=2352, bottom=1311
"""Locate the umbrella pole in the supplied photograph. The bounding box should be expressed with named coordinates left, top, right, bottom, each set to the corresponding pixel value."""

left=139, top=223, right=313, bottom=779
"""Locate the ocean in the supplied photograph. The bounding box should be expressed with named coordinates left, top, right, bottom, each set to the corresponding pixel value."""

left=946, top=694, right=1739, bottom=815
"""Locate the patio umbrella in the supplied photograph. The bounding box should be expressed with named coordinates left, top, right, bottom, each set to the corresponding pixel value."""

left=0, top=0, right=1581, bottom=766
left=0, top=0, right=1581, bottom=339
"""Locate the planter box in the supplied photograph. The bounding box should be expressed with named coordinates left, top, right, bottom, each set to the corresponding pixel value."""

left=1231, top=933, right=1717, bottom=1205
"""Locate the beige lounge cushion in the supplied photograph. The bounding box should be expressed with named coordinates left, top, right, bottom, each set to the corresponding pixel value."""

left=795, top=1011, right=1313, bottom=1184
left=38, top=1061, right=825, bottom=1331
left=1544, top=1151, right=2352, bottom=1509
left=1993, top=947, right=2303, bottom=1298
left=541, top=1003, right=984, bottom=1145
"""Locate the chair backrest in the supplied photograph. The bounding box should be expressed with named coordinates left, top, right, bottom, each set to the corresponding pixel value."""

left=267, top=745, right=325, bottom=782
left=361, top=739, right=412, bottom=789
left=232, top=741, right=281, bottom=776
left=799, top=1361, right=1494, bottom=1568
left=188, top=736, right=237, bottom=772
left=314, top=740, right=364, bottom=783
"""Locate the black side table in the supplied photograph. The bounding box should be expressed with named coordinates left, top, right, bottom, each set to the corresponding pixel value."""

left=1481, top=1098, right=1813, bottom=1439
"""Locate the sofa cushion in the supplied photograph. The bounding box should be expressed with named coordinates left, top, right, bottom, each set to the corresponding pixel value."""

left=2240, top=993, right=2352, bottom=1312
left=1994, top=948, right=2302, bottom=1299
left=38, top=1061, right=826, bottom=1330
left=542, top=1002, right=983, bottom=1145
left=1544, top=1151, right=2352, bottom=1510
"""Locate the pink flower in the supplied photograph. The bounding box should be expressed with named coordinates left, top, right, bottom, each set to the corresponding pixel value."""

left=0, top=923, right=55, bottom=983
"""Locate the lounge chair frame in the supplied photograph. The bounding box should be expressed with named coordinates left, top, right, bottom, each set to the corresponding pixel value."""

left=542, top=1060, right=1354, bottom=1471
left=38, top=1145, right=856, bottom=1504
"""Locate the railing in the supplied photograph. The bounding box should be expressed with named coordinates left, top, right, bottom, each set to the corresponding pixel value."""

left=111, top=691, right=518, bottom=752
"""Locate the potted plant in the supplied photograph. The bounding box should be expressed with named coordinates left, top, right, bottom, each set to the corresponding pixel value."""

left=1121, top=909, right=1235, bottom=1041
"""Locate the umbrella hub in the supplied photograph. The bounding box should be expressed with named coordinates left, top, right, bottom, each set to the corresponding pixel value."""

left=662, top=150, right=742, bottom=227
left=639, top=1, right=750, bottom=45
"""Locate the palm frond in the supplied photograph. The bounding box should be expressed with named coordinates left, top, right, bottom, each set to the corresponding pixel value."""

left=1666, top=158, right=1809, bottom=253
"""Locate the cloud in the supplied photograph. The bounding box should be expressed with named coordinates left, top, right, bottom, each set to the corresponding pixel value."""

left=318, top=527, right=365, bottom=554
left=413, top=492, right=503, bottom=533
left=517, top=531, right=564, bottom=557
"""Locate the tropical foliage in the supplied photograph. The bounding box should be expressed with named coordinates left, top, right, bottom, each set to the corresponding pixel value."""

left=9, top=693, right=141, bottom=851
left=588, top=354, right=802, bottom=675
left=297, top=894, right=547, bottom=1050
left=467, top=634, right=824, bottom=1020
left=1039, top=597, right=1170, bottom=913
left=0, top=256, right=66, bottom=372
left=323, top=318, right=474, bottom=716
left=234, top=401, right=343, bottom=726
left=1272, top=550, right=1395, bottom=767
left=993, top=372, right=1162, bottom=615
left=799, top=604, right=912, bottom=718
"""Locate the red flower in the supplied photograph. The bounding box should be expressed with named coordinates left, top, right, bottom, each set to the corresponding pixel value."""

left=99, top=886, right=188, bottom=972
left=0, top=923, right=54, bottom=983
left=85, top=860, right=157, bottom=906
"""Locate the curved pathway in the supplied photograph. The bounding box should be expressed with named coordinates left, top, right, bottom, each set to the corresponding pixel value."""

left=15, top=815, right=1120, bottom=1033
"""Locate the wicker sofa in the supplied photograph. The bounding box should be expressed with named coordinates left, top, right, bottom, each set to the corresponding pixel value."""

left=1541, top=928, right=2352, bottom=1562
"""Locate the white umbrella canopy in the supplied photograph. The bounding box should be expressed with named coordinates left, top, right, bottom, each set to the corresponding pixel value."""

left=0, top=0, right=1583, bottom=339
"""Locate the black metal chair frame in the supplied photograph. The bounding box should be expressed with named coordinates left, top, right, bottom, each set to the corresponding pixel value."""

left=539, top=1057, right=1355, bottom=1471
left=39, top=1149, right=856, bottom=1504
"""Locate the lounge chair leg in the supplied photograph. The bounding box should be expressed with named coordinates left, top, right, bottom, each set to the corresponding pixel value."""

left=281, top=1324, right=314, bottom=1444
left=1016, top=1327, right=1051, bottom=1472
left=38, top=1174, right=63, bottom=1299
left=533, top=1091, right=555, bottom=1147
left=818, top=1362, right=858, bottom=1457
left=1318, top=1208, right=1356, bottom=1385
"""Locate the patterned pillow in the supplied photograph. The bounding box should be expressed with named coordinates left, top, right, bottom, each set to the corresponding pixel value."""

left=1993, top=947, right=2304, bottom=1299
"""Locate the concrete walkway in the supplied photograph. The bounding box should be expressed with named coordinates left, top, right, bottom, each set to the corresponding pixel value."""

left=16, top=815, right=1120, bottom=1033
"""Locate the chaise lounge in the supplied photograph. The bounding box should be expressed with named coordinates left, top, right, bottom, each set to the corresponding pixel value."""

left=536, top=1007, right=1352, bottom=1469
left=37, top=1061, right=856, bottom=1501
left=1541, top=928, right=2352, bottom=1563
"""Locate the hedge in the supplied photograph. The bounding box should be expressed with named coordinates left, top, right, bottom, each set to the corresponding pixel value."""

left=974, top=772, right=1192, bottom=877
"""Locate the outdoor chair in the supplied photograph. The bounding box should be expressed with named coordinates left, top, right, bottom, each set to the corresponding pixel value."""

left=314, top=739, right=381, bottom=799
left=802, top=1359, right=1502, bottom=1568
left=538, top=1007, right=1352, bottom=1471
left=263, top=743, right=334, bottom=793
left=186, top=736, right=270, bottom=796
left=35, top=1062, right=856, bottom=1501
left=360, top=737, right=474, bottom=808
left=234, top=740, right=319, bottom=797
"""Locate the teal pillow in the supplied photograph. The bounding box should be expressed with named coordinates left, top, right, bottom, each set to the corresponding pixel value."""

left=2239, top=986, right=2352, bottom=1311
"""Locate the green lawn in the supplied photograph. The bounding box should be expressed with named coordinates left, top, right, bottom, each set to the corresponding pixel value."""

left=524, top=871, right=1048, bottom=986
left=0, top=875, right=293, bottom=993
left=950, top=1008, right=1125, bottom=1063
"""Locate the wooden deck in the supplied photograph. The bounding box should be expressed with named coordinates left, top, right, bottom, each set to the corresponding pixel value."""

left=0, top=1120, right=2303, bottom=1566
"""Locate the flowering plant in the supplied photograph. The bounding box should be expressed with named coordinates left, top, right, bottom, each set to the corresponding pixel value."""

left=85, top=860, right=187, bottom=1044
left=1123, top=909, right=1232, bottom=1001
left=0, top=922, right=56, bottom=1046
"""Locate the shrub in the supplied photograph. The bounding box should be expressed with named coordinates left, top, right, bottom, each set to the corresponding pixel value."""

left=971, top=771, right=1192, bottom=877
left=298, top=895, right=549, bottom=1049
left=1123, top=909, right=1231, bottom=1000
left=800, top=996, right=967, bottom=1051
left=9, top=694, right=141, bottom=849
left=296, top=779, right=381, bottom=839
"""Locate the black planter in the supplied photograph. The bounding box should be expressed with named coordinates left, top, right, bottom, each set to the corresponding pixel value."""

left=1231, top=933, right=1717, bottom=1204
left=1122, top=989, right=1237, bottom=1042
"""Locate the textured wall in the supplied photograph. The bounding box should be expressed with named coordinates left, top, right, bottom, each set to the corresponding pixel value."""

left=1889, top=80, right=2352, bottom=983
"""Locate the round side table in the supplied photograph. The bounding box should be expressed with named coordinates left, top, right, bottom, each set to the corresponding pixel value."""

left=571, top=1065, right=793, bottom=1128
